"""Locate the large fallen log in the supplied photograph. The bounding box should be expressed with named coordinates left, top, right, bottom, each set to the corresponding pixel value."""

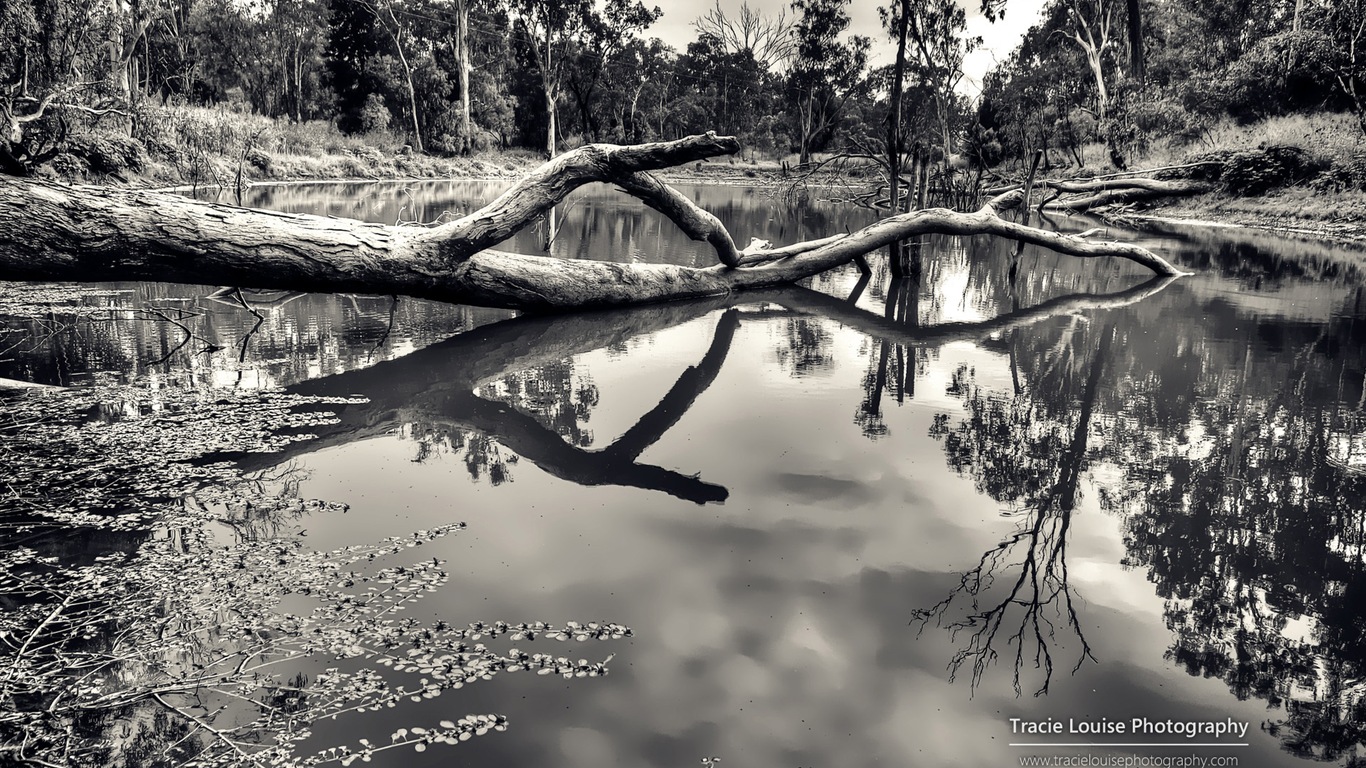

left=989, top=176, right=1215, bottom=213
left=0, top=133, right=1186, bottom=311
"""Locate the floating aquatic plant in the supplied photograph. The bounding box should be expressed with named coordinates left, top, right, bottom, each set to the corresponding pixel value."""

left=0, top=375, right=631, bottom=767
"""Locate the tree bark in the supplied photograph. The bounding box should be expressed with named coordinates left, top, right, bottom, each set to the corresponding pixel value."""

left=456, top=0, right=472, bottom=154
left=1125, top=0, right=1144, bottom=84
left=886, top=0, right=910, bottom=214
left=988, top=176, right=1214, bottom=212
left=0, top=133, right=1186, bottom=313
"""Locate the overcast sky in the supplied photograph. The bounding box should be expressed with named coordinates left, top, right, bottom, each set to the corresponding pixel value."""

left=645, top=0, right=1049, bottom=98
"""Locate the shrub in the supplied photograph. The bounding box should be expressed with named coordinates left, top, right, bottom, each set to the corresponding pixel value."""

left=1312, top=152, right=1366, bottom=192
left=50, top=152, right=89, bottom=178
left=1220, top=145, right=1323, bottom=196
left=359, top=94, right=392, bottom=134
left=68, top=131, right=148, bottom=175
left=244, top=148, right=274, bottom=175
left=1162, top=149, right=1233, bottom=181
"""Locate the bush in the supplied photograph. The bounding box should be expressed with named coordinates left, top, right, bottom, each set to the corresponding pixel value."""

left=68, top=131, right=148, bottom=175
left=1220, top=145, right=1322, bottom=196
left=1163, top=149, right=1233, bottom=181
left=245, top=148, right=274, bottom=175
left=359, top=94, right=392, bottom=134
left=1312, top=152, right=1366, bottom=193
left=50, top=152, right=89, bottom=178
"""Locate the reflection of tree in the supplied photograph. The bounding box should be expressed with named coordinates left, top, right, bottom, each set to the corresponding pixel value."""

left=917, top=325, right=1114, bottom=695
left=0, top=281, right=481, bottom=387
left=227, top=276, right=1174, bottom=510
left=1111, top=332, right=1366, bottom=761
left=773, top=316, right=835, bottom=377
left=976, top=279, right=1366, bottom=761
left=855, top=277, right=922, bottom=439
left=241, top=301, right=744, bottom=504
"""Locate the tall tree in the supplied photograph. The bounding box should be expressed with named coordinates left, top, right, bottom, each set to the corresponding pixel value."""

left=356, top=0, right=425, bottom=151
left=1318, top=0, right=1366, bottom=134
left=882, top=0, right=911, bottom=212
left=788, top=0, right=869, bottom=164
left=511, top=0, right=590, bottom=156
left=1065, top=0, right=1117, bottom=119
left=903, top=0, right=979, bottom=163
left=1125, top=0, right=1144, bottom=84
left=564, top=0, right=661, bottom=142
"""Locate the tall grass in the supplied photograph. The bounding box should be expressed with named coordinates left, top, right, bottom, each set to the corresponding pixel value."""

left=55, top=102, right=538, bottom=187
left=1135, top=112, right=1366, bottom=169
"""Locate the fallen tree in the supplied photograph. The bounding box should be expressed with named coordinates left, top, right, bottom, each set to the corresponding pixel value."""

left=988, top=175, right=1216, bottom=213
left=0, top=133, right=1186, bottom=311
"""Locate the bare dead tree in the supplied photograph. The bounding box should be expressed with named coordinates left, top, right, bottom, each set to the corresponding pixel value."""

left=691, top=0, right=797, bottom=72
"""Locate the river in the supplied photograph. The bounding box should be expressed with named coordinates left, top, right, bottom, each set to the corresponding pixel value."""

left=2, top=180, right=1364, bottom=767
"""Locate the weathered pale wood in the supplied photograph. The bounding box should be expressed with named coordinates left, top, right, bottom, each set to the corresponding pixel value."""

left=0, top=132, right=1187, bottom=312
left=989, top=176, right=1215, bottom=212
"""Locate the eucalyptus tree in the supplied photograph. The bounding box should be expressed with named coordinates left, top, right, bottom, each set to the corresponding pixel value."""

left=691, top=0, right=796, bottom=72
left=510, top=0, right=591, bottom=156
left=355, top=0, right=426, bottom=151
left=1317, top=0, right=1366, bottom=133
left=675, top=35, right=779, bottom=144
left=902, top=0, right=979, bottom=164
left=788, top=0, right=869, bottom=164
left=564, top=0, right=662, bottom=142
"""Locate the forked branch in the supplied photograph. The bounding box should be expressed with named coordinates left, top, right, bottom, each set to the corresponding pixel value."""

left=0, top=133, right=1187, bottom=313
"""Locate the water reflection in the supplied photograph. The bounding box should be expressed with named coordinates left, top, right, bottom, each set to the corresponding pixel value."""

left=918, top=325, right=1114, bottom=697
left=925, top=266, right=1366, bottom=759
left=6, top=180, right=1366, bottom=766
left=215, top=274, right=1171, bottom=514
left=0, top=281, right=495, bottom=388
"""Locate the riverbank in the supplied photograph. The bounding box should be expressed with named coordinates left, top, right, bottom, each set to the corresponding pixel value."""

left=1132, top=189, right=1366, bottom=244
left=33, top=103, right=801, bottom=191
left=33, top=104, right=1363, bottom=250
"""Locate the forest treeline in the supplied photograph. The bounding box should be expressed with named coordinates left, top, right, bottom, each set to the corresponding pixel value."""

left=1, top=0, right=1363, bottom=184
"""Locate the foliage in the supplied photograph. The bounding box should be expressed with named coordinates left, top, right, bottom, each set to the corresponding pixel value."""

left=1220, top=145, right=1322, bottom=196
left=980, top=0, right=1364, bottom=173
left=0, top=374, right=631, bottom=766
left=787, top=0, right=870, bottom=163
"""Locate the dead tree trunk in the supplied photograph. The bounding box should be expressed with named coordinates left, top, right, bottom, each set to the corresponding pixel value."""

left=0, top=133, right=1186, bottom=312
left=988, top=175, right=1215, bottom=213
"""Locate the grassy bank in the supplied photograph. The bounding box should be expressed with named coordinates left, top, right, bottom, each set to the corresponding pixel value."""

left=37, top=103, right=548, bottom=188
left=33, top=102, right=798, bottom=191
left=1058, top=113, right=1366, bottom=240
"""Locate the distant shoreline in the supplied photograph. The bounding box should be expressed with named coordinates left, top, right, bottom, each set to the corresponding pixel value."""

left=53, top=149, right=1366, bottom=252
left=1134, top=194, right=1366, bottom=247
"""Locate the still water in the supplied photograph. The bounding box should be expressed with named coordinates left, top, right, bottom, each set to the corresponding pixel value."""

left=4, top=180, right=1366, bottom=767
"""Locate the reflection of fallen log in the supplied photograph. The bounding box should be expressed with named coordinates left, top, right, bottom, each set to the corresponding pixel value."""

left=0, top=135, right=1185, bottom=314
left=396, top=310, right=741, bottom=504
left=223, top=276, right=1175, bottom=503
left=762, top=276, right=1177, bottom=347
left=231, top=302, right=737, bottom=503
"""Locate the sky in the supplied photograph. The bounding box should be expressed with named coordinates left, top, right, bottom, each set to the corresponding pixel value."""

left=645, top=0, right=1049, bottom=98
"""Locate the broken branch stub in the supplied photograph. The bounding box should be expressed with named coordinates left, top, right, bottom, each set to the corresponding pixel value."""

left=0, top=132, right=1186, bottom=313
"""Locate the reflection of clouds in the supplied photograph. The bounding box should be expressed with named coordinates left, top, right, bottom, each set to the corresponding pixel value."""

left=288, top=254, right=1329, bottom=767
left=766, top=472, right=881, bottom=507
